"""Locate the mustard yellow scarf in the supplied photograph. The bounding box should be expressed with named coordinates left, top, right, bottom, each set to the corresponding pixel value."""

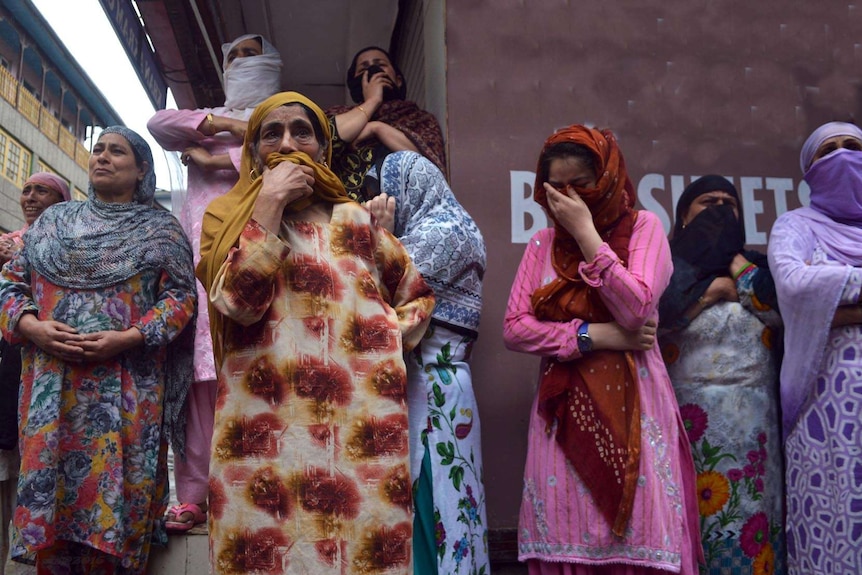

left=196, top=91, right=352, bottom=368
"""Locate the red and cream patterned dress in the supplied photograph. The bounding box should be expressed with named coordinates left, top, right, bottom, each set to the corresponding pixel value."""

left=207, top=203, right=434, bottom=575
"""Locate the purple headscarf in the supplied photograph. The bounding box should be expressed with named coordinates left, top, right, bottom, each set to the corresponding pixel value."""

left=799, top=121, right=862, bottom=173
left=770, top=124, right=862, bottom=436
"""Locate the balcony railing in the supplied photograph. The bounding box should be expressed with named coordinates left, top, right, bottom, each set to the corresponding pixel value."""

left=0, top=66, right=16, bottom=104
left=0, top=66, right=92, bottom=170
left=17, top=88, right=39, bottom=125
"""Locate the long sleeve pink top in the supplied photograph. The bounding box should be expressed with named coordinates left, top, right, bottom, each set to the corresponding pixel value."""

left=148, top=107, right=250, bottom=382
left=503, top=211, right=701, bottom=574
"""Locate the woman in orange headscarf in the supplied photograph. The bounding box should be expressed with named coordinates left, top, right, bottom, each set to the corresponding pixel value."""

left=503, top=125, right=701, bottom=574
left=197, top=92, right=435, bottom=574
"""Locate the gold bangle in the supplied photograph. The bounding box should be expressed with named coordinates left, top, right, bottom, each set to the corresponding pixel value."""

left=206, top=113, right=215, bottom=134
left=698, top=296, right=707, bottom=307
left=356, top=105, right=370, bottom=121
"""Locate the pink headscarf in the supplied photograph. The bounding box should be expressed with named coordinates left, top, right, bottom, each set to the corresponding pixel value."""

left=25, top=172, right=71, bottom=202
left=2, top=173, right=71, bottom=245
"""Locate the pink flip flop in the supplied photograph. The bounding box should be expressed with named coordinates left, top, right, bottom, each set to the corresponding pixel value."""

left=165, top=502, right=207, bottom=533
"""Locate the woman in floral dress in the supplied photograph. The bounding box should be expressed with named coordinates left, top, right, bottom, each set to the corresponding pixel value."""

left=196, top=92, right=435, bottom=574
left=0, top=127, right=197, bottom=573
left=365, top=151, right=488, bottom=575
left=659, top=175, right=785, bottom=575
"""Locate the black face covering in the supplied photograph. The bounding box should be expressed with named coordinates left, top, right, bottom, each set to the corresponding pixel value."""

left=670, top=204, right=745, bottom=279
left=347, top=65, right=406, bottom=104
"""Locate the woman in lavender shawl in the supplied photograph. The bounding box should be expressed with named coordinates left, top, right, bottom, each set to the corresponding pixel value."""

left=767, top=121, right=862, bottom=575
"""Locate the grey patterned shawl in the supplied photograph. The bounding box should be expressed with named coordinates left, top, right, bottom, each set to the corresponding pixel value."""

left=24, top=126, right=197, bottom=457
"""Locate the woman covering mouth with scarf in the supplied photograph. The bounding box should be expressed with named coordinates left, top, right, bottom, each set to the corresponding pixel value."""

left=197, top=92, right=434, bottom=574
left=768, top=121, right=862, bottom=575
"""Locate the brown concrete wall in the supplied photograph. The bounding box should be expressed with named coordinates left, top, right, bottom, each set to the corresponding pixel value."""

left=444, top=0, right=862, bottom=544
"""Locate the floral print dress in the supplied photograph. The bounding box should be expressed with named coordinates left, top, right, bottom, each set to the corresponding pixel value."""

left=0, top=253, right=195, bottom=573
left=207, top=204, right=434, bottom=575
left=660, top=268, right=786, bottom=575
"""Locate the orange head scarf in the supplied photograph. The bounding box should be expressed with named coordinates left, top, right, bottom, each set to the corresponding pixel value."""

left=196, top=91, right=353, bottom=368
left=530, top=125, right=640, bottom=536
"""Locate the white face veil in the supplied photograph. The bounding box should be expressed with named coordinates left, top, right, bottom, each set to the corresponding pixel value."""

left=221, top=34, right=283, bottom=110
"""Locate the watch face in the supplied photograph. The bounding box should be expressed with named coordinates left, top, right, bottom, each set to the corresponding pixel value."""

left=577, top=332, right=593, bottom=352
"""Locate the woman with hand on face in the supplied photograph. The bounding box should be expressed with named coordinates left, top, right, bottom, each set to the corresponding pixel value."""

left=326, top=46, right=447, bottom=201
left=197, top=92, right=435, bottom=575
left=503, top=125, right=700, bottom=575
left=658, top=176, right=786, bottom=574
left=768, top=121, right=862, bottom=575
left=0, top=172, right=69, bottom=575
left=503, top=125, right=701, bottom=575
left=147, top=33, right=282, bottom=533
left=0, top=127, right=197, bottom=573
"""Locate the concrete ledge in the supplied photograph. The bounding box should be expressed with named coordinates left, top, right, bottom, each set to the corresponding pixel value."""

left=148, top=529, right=209, bottom=575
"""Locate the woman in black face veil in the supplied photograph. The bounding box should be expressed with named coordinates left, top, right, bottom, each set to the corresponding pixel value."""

left=658, top=175, right=786, bottom=575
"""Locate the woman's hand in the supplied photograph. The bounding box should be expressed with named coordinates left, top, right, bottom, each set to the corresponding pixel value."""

left=682, top=276, right=738, bottom=323
left=181, top=145, right=211, bottom=168
left=78, top=328, right=144, bottom=362
left=362, top=71, right=394, bottom=106
left=17, top=313, right=84, bottom=362
left=590, top=319, right=657, bottom=351
left=0, top=239, right=16, bottom=265
left=365, top=193, right=396, bottom=232
left=181, top=146, right=236, bottom=172
left=252, top=162, right=316, bottom=232
left=702, top=276, right=739, bottom=306
left=260, top=162, right=315, bottom=206
left=544, top=183, right=603, bottom=260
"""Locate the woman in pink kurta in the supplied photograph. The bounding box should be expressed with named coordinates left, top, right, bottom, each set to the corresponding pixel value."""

left=147, top=34, right=282, bottom=530
left=503, top=125, right=701, bottom=574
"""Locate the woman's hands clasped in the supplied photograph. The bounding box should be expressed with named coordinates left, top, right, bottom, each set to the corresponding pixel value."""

left=17, top=313, right=143, bottom=362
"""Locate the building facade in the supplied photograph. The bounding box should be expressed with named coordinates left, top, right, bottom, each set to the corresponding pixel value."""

left=0, top=0, right=121, bottom=233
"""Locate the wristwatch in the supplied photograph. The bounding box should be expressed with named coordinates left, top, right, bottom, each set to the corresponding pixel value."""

left=577, top=322, right=593, bottom=353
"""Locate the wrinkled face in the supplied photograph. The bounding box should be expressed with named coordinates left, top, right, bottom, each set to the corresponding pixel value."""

left=811, top=135, right=862, bottom=167
left=20, top=182, right=64, bottom=225
left=255, top=104, right=323, bottom=166
left=226, top=37, right=263, bottom=68
left=683, top=190, right=739, bottom=225
left=353, top=49, right=402, bottom=87
left=547, top=155, right=597, bottom=194
left=89, top=133, right=146, bottom=202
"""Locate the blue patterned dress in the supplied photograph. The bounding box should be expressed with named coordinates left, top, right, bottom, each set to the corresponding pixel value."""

left=380, top=151, right=489, bottom=575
